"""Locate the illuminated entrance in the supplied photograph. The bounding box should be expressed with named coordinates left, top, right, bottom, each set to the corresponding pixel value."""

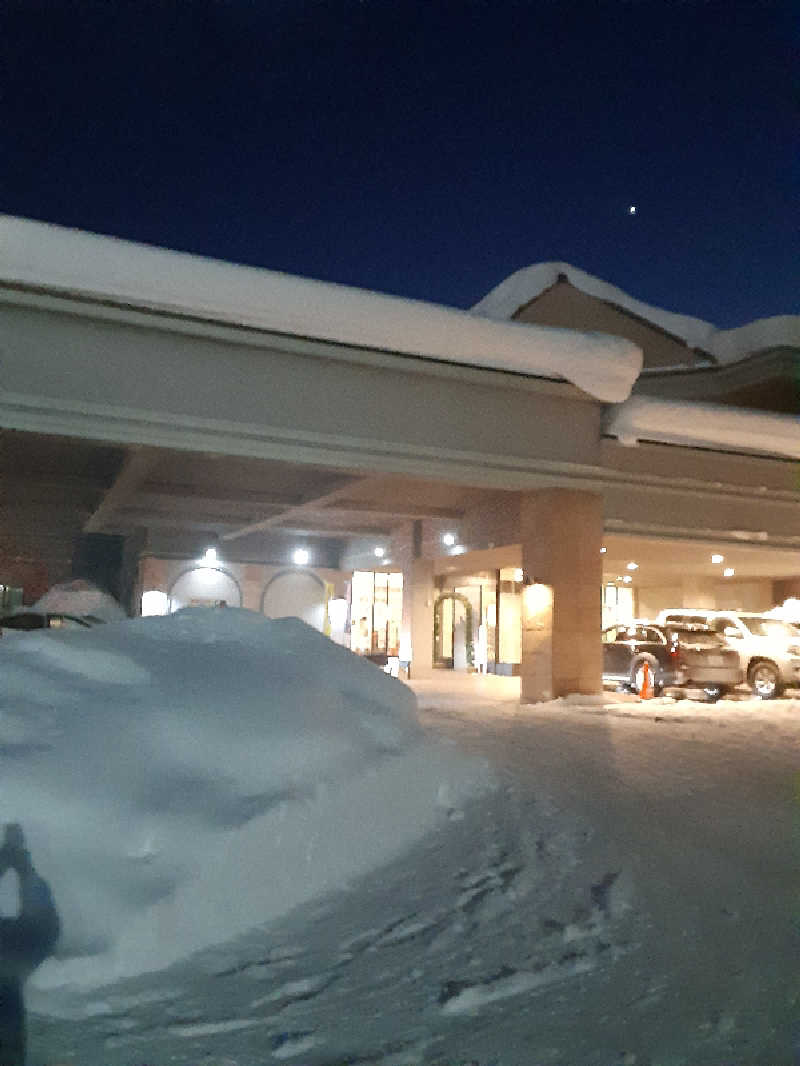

left=350, top=570, right=403, bottom=659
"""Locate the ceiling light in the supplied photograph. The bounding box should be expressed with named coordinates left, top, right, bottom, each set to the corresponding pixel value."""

left=374, top=546, right=385, bottom=558
left=723, top=567, right=735, bottom=578
left=202, top=547, right=218, bottom=566
left=626, top=561, right=638, bottom=570
left=711, top=554, right=724, bottom=564
left=451, top=544, right=466, bottom=555
left=623, top=575, right=632, bottom=583
left=442, top=532, right=456, bottom=547
left=600, top=547, right=607, bottom=554
left=293, top=548, right=309, bottom=566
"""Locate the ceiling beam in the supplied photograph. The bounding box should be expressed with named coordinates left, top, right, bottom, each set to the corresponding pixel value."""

left=83, top=448, right=158, bottom=533
left=138, top=483, right=304, bottom=508
left=312, top=501, right=464, bottom=520
left=222, top=475, right=373, bottom=541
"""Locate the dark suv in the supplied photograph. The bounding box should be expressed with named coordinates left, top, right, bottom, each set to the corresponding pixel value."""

left=0, top=612, right=101, bottom=637
left=602, top=622, right=743, bottom=700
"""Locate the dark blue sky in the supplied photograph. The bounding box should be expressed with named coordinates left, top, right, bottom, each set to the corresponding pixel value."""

left=3, top=0, right=796, bottom=326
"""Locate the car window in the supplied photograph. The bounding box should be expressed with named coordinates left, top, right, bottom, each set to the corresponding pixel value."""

left=670, top=628, right=724, bottom=647
left=639, top=627, right=664, bottom=643
left=663, top=614, right=707, bottom=626
left=741, top=617, right=795, bottom=640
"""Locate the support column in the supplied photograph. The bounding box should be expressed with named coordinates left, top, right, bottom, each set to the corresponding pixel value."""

left=520, top=489, right=603, bottom=701
left=407, top=559, right=435, bottom=679
left=393, top=521, right=436, bottom=680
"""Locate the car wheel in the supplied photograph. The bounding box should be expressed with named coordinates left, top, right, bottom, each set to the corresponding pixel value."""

left=747, top=661, right=782, bottom=700
left=631, top=659, right=661, bottom=696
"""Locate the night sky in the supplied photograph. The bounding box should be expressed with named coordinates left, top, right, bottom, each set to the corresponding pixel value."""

left=3, top=0, right=796, bottom=326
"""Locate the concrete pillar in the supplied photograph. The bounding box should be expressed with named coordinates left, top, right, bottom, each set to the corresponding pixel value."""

left=520, top=489, right=603, bottom=701
left=392, top=521, right=436, bottom=679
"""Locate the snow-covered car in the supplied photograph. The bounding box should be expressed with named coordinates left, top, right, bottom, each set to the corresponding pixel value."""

left=602, top=622, right=742, bottom=699
left=656, top=609, right=800, bottom=698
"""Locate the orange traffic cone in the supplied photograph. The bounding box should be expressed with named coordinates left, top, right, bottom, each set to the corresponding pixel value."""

left=640, top=660, right=653, bottom=700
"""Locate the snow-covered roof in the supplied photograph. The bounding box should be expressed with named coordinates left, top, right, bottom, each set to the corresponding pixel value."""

left=0, top=216, right=642, bottom=403
left=472, top=262, right=800, bottom=367
left=605, top=396, right=800, bottom=461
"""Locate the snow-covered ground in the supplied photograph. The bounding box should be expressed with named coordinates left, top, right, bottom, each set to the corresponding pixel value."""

left=1, top=614, right=797, bottom=1064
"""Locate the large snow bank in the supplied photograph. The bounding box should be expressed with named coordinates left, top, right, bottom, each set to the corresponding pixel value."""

left=604, top=394, right=800, bottom=460
left=472, top=261, right=800, bottom=366
left=33, top=579, right=127, bottom=622
left=0, top=216, right=642, bottom=402
left=0, top=608, right=490, bottom=994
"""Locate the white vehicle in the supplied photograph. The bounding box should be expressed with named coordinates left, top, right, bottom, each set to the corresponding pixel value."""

left=656, top=609, right=800, bottom=698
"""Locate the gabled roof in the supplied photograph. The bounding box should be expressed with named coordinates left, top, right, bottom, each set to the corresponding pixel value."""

left=0, top=216, right=642, bottom=404
left=473, top=262, right=799, bottom=367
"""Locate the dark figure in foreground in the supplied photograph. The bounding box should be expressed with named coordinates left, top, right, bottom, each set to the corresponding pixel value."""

left=0, top=825, right=60, bottom=1066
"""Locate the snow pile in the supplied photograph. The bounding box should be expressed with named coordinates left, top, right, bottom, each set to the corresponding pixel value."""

left=33, top=578, right=127, bottom=622
left=472, top=261, right=800, bottom=366
left=0, top=608, right=490, bottom=995
left=604, top=394, right=800, bottom=460
left=0, top=215, right=642, bottom=403
left=767, top=598, right=800, bottom=623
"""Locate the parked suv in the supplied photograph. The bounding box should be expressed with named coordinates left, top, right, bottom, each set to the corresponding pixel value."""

left=0, top=612, right=100, bottom=637
left=656, top=609, right=800, bottom=698
left=602, top=622, right=743, bottom=700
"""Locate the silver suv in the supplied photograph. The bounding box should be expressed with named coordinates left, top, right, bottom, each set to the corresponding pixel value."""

left=657, top=610, right=800, bottom=698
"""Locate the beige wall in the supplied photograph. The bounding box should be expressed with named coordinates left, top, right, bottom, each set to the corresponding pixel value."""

left=139, top=556, right=348, bottom=616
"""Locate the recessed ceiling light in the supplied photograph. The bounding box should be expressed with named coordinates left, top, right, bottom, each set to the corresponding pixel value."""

left=626, top=562, right=638, bottom=570
left=711, top=554, right=724, bottom=564
left=202, top=547, right=217, bottom=566
left=600, top=547, right=607, bottom=554
left=374, top=546, right=385, bottom=558
left=293, top=548, right=309, bottom=566
left=623, top=575, right=632, bottom=583
left=442, top=532, right=456, bottom=547
left=723, top=567, right=735, bottom=577
left=451, top=544, right=466, bottom=555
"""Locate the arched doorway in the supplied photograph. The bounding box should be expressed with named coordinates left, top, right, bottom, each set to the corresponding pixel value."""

left=168, top=566, right=242, bottom=610
left=433, top=592, right=474, bottom=671
left=261, top=569, right=327, bottom=631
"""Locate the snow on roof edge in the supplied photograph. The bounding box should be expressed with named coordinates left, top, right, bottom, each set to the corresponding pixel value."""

left=472, top=262, right=800, bottom=366
left=0, top=215, right=642, bottom=404
left=604, top=396, right=800, bottom=461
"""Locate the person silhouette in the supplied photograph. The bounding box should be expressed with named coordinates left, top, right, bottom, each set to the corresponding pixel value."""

left=0, top=825, right=60, bottom=1066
